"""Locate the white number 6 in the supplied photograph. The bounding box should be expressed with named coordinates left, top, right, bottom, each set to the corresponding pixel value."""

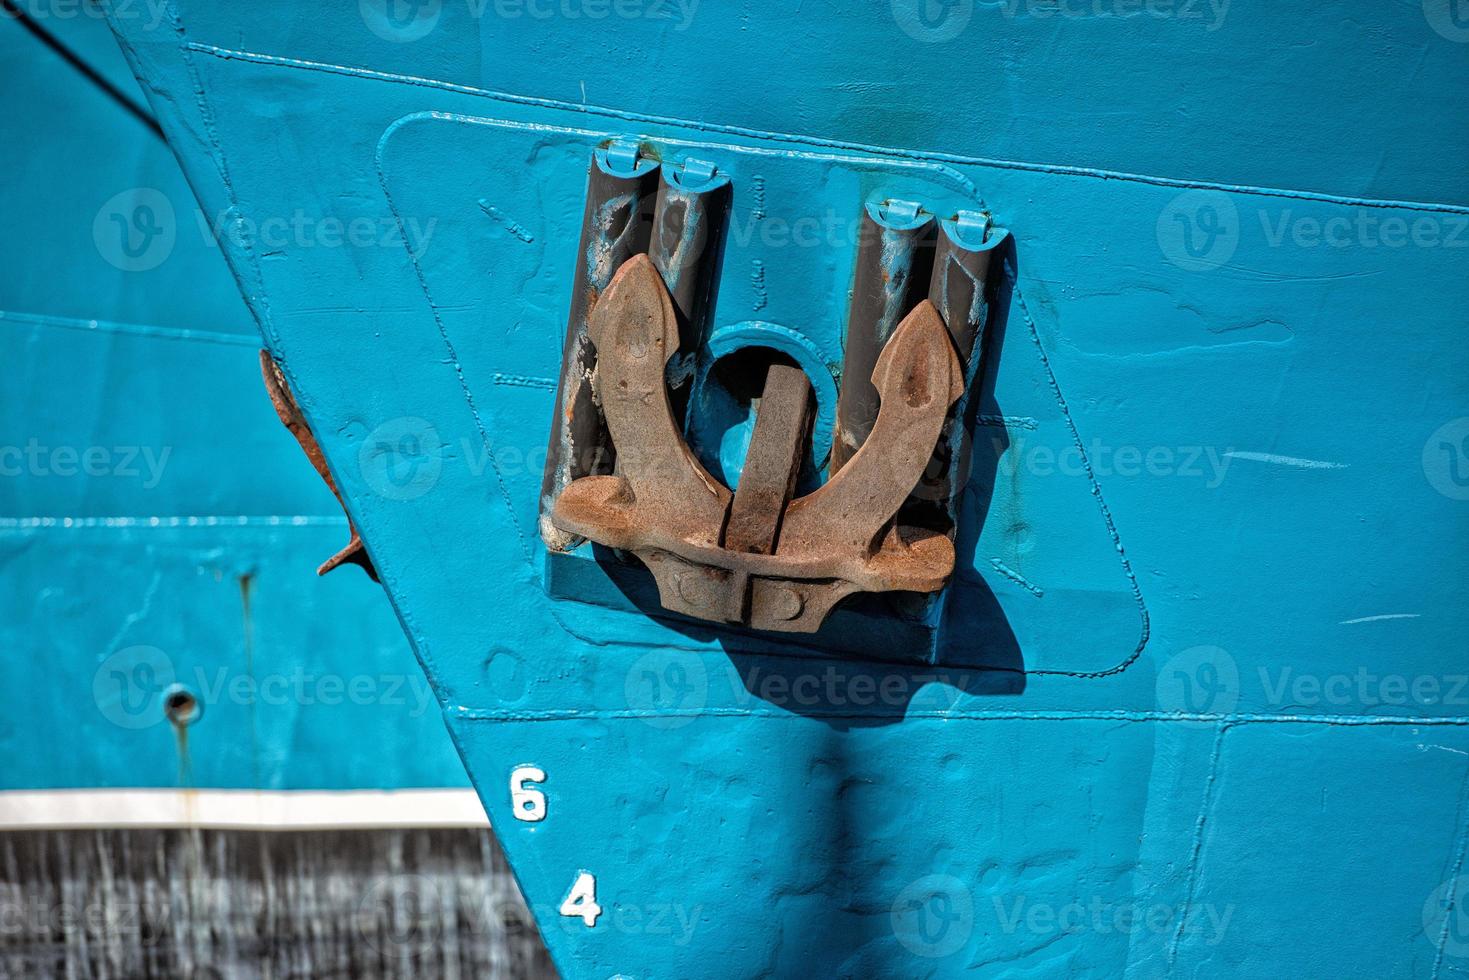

left=509, top=765, right=547, bottom=822
left=560, top=871, right=602, bottom=927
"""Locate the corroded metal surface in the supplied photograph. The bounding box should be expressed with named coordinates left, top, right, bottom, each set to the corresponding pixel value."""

left=649, top=157, right=732, bottom=410
left=830, top=200, right=934, bottom=474
left=918, top=210, right=1007, bottom=525
left=551, top=256, right=963, bottom=632
left=723, top=363, right=812, bottom=557
left=259, top=350, right=377, bottom=581
left=538, top=143, right=659, bottom=552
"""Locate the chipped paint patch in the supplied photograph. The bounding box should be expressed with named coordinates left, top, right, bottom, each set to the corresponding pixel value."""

left=493, top=372, right=558, bottom=390
left=1223, top=451, right=1348, bottom=470
left=989, top=558, right=1045, bottom=598
left=477, top=199, right=535, bottom=243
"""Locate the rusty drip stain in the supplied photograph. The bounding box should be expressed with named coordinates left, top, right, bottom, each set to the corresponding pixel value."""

left=239, top=572, right=254, bottom=665
left=240, top=572, right=261, bottom=790
left=258, top=351, right=378, bottom=581
left=172, top=714, right=193, bottom=789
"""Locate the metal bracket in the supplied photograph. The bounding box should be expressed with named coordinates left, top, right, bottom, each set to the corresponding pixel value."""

left=550, top=255, right=963, bottom=633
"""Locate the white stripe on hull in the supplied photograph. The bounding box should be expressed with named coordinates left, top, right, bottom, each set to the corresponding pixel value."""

left=0, top=789, right=489, bottom=829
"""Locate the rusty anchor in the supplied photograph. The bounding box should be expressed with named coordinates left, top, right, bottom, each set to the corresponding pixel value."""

left=550, top=255, right=964, bottom=633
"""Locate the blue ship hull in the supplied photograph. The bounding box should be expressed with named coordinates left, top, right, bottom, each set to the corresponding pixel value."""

left=0, top=5, right=475, bottom=806
left=90, top=2, right=1469, bottom=976
left=0, top=14, right=554, bottom=974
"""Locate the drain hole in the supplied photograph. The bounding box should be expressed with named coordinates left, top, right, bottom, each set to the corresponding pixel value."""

left=163, top=687, right=200, bottom=726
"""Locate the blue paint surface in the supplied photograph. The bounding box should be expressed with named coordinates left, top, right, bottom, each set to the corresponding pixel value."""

left=0, top=13, right=470, bottom=793
left=96, top=2, right=1469, bottom=976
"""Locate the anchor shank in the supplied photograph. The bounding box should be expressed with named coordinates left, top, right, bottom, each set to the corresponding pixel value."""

left=723, top=362, right=812, bottom=556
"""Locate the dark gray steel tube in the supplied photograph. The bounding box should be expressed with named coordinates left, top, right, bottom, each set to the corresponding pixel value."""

left=650, top=158, right=732, bottom=415
left=916, top=210, right=1009, bottom=522
left=540, top=143, right=658, bottom=551
left=830, top=200, right=935, bottom=474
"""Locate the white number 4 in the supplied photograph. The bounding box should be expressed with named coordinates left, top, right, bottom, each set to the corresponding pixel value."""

left=509, top=765, right=547, bottom=822
left=560, top=871, right=602, bottom=927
